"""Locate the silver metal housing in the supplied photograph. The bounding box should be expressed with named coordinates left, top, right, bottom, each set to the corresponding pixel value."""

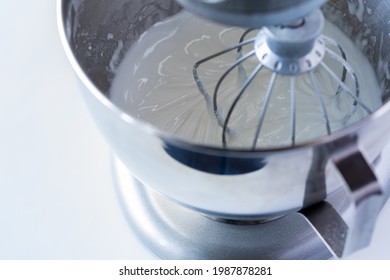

left=176, top=0, right=327, bottom=27
left=58, top=0, right=390, bottom=258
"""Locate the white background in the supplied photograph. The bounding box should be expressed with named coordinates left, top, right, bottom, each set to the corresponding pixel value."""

left=0, top=0, right=389, bottom=259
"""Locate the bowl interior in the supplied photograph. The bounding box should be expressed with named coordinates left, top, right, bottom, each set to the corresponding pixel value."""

left=64, top=0, right=390, bottom=151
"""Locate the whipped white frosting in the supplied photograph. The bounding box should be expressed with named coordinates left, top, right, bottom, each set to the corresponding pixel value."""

left=111, top=11, right=382, bottom=148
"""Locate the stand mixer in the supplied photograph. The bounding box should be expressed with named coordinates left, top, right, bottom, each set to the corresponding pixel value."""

left=58, top=0, right=390, bottom=259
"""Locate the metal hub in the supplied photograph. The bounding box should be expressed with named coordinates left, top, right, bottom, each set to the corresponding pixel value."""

left=255, top=9, right=325, bottom=75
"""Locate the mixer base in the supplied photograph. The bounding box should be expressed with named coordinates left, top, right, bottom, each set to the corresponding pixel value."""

left=112, top=156, right=334, bottom=259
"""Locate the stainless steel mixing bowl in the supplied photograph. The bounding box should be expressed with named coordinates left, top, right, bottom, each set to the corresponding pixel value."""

left=58, top=0, right=390, bottom=215
left=58, top=0, right=390, bottom=257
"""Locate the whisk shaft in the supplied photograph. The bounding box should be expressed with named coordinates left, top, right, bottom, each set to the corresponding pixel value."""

left=290, top=76, right=297, bottom=146
left=222, top=63, right=264, bottom=148
left=251, top=72, right=278, bottom=149
left=309, top=71, right=332, bottom=135
left=213, top=50, right=256, bottom=127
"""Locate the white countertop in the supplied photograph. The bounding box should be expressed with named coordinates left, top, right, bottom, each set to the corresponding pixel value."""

left=0, top=1, right=154, bottom=259
left=0, top=0, right=389, bottom=259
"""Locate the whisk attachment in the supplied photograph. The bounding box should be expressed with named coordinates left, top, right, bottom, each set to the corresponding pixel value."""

left=193, top=9, right=372, bottom=149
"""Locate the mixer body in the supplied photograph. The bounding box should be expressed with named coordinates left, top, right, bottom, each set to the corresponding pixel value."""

left=58, top=0, right=390, bottom=258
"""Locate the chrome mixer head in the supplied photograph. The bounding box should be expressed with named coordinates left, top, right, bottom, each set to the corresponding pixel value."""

left=192, top=8, right=372, bottom=149
left=176, top=0, right=327, bottom=27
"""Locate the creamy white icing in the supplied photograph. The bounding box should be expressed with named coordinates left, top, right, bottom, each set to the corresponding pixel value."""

left=110, top=11, right=382, bottom=148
